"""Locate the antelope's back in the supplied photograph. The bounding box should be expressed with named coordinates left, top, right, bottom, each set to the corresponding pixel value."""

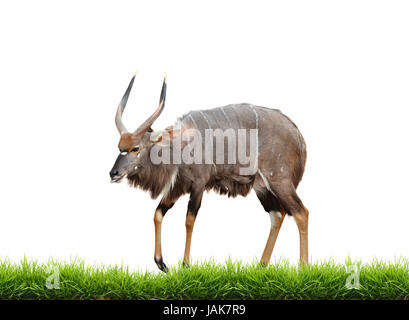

left=179, top=103, right=307, bottom=188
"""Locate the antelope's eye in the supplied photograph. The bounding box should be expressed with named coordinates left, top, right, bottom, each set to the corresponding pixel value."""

left=131, top=146, right=140, bottom=153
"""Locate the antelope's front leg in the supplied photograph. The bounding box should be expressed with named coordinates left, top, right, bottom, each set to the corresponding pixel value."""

left=183, top=188, right=204, bottom=267
left=153, top=200, right=175, bottom=272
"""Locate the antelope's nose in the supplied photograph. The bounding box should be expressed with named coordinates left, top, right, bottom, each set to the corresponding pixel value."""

left=110, top=169, right=119, bottom=178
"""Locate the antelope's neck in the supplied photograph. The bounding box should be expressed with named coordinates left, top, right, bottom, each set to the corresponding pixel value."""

left=127, top=162, right=177, bottom=200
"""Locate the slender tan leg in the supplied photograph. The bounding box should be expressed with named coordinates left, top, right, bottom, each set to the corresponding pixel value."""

left=153, top=208, right=168, bottom=272
left=260, top=210, right=285, bottom=265
left=293, top=206, right=309, bottom=266
left=153, top=198, right=178, bottom=272
left=183, top=212, right=196, bottom=266
left=182, top=188, right=203, bottom=267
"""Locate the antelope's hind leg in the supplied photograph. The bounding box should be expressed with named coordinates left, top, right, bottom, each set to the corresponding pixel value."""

left=270, top=180, right=309, bottom=266
left=256, top=190, right=285, bottom=265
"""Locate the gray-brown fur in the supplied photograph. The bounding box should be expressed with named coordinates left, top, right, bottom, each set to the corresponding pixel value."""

left=120, top=103, right=307, bottom=208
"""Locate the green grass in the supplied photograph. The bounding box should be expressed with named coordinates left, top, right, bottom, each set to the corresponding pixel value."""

left=1, top=258, right=409, bottom=299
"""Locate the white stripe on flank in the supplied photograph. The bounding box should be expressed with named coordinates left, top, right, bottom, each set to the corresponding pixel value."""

left=248, top=104, right=260, bottom=160
left=248, top=104, right=259, bottom=130
left=221, top=106, right=232, bottom=127
left=199, top=110, right=211, bottom=129
left=258, top=170, right=277, bottom=197
left=188, top=113, right=199, bottom=129
left=198, top=111, right=218, bottom=172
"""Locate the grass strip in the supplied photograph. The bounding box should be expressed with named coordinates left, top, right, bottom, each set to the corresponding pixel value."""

left=0, top=258, right=409, bottom=300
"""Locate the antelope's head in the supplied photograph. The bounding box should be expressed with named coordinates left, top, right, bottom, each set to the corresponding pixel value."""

left=109, top=74, right=167, bottom=183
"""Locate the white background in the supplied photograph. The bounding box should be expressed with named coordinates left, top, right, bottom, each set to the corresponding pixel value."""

left=1, top=0, right=408, bottom=272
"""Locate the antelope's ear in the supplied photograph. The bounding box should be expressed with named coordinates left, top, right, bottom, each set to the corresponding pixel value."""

left=150, top=130, right=164, bottom=143
left=164, top=126, right=181, bottom=140
left=150, top=126, right=181, bottom=146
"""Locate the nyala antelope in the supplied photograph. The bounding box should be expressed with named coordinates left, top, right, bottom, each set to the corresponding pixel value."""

left=110, top=74, right=309, bottom=272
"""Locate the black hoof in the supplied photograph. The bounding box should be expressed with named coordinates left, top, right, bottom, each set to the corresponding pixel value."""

left=182, top=261, right=190, bottom=268
left=155, top=257, right=168, bottom=273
